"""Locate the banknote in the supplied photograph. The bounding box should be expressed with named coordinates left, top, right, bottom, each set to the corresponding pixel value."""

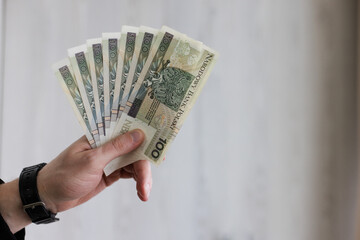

left=117, top=26, right=158, bottom=119
left=104, top=28, right=217, bottom=175
left=87, top=38, right=106, bottom=144
left=68, top=45, right=100, bottom=147
left=53, top=59, right=97, bottom=148
left=111, top=26, right=138, bottom=130
left=102, top=33, right=120, bottom=139
left=120, top=26, right=184, bottom=117
left=55, top=25, right=218, bottom=175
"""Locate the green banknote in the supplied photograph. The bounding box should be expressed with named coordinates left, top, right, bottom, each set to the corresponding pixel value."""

left=111, top=26, right=138, bottom=130
left=104, top=27, right=218, bottom=175
left=102, top=33, right=120, bottom=139
left=53, top=59, right=97, bottom=148
left=87, top=38, right=106, bottom=144
left=68, top=45, right=100, bottom=147
left=121, top=26, right=183, bottom=117
left=118, top=26, right=158, bottom=118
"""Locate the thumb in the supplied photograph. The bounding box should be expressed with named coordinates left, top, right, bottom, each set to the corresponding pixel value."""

left=96, top=129, right=145, bottom=167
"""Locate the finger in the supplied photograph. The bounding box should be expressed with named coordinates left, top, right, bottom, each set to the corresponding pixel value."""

left=95, top=129, right=145, bottom=167
left=132, top=160, right=152, bottom=201
left=76, top=135, right=92, bottom=150
left=103, top=171, right=122, bottom=187
left=104, top=168, right=134, bottom=186
left=122, top=164, right=137, bottom=179
left=118, top=171, right=133, bottom=179
left=66, top=135, right=92, bottom=153
left=118, top=168, right=135, bottom=179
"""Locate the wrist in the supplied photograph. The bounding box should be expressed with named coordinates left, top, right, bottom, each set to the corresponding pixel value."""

left=36, top=166, right=58, bottom=213
left=19, top=163, right=59, bottom=224
left=0, top=179, right=31, bottom=233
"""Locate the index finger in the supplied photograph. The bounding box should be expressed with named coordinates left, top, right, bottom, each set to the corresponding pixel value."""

left=127, top=160, right=152, bottom=201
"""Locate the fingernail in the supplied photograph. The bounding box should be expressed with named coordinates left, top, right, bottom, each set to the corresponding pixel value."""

left=145, top=183, right=150, bottom=198
left=130, top=130, right=142, bottom=144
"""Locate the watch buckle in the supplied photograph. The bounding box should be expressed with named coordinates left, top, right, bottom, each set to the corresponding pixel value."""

left=23, top=201, right=46, bottom=211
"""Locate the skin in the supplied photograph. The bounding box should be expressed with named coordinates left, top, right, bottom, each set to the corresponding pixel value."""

left=0, top=129, right=152, bottom=233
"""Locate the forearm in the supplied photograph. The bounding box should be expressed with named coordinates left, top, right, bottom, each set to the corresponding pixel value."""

left=0, top=179, right=31, bottom=233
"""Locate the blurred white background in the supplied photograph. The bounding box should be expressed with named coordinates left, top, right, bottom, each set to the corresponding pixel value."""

left=0, top=0, right=358, bottom=239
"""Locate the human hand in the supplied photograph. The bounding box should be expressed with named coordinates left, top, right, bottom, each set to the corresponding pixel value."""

left=37, top=129, right=152, bottom=213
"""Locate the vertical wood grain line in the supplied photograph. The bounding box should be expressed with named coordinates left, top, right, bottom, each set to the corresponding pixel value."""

left=0, top=0, right=6, bottom=172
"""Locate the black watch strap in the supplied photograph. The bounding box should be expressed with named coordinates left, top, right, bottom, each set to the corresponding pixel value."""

left=19, top=163, right=59, bottom=224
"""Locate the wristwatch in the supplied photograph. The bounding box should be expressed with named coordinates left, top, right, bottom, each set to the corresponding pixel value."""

left=19, top=163, right=59, bottom=224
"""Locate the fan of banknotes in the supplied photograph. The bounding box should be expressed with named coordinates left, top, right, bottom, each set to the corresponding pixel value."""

left=53, top=25, right=217, bottom=175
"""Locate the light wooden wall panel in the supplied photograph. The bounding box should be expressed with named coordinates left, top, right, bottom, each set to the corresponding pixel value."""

left=0, top=0, right=5, bottom=173
left=356, top=0, right=360, bottom=238
left=0, top=0, right=357, bottom=239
